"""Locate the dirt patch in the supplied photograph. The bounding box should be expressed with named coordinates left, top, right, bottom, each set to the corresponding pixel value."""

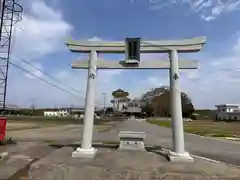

left=6, top=122, right=43, bottom=131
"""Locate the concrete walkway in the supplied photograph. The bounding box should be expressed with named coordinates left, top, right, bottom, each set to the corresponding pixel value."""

left=96, top=120, right=240, bottom=166
left=29, top=147, right=240, bottom=180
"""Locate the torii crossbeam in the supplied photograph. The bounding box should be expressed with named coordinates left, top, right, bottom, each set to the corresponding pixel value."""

left=66, top=36, right=206, bottom=162
left=67, top=36, right=206, bottom=53
left=71, top=58, right=198, bottom=69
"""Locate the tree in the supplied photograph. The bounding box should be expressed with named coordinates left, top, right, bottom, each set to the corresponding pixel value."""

left=151, top=90, right=194, bottom=117
left=30, top=103, right=35, bottom=116
left=141, top=86, right=194, bottom=117
left=111, top=89, right=130, bottom=111
left=110, top=99, right=117, bottom=111
left=112, top=89, right=129, bottom=98
left=141, top=103, right=154, bottom=116
left=141, top=86, right=169, bottom=103
left=105, top=107, right=114, bottom=116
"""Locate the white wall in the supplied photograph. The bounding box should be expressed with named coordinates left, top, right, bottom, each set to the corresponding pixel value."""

left=217, top=113, right=240, bottom=121
left=118, top=102, right=128, bottom=111
left=44, top=110, right=69, bottom=117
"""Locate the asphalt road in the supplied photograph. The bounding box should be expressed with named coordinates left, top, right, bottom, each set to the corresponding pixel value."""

left=107, top=119, right=240, bottom=166
left=7, top=119, right=240, bottom=166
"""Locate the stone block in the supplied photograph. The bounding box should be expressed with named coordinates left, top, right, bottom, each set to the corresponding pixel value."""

left=72, top=147, right=97, bottom=158
left=168, top=151, right=194, bottom=163
left=118, top=131, right=146, bottom=151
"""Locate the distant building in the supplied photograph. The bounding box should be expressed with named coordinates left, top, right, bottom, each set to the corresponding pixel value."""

left=44, top=107, right=103, bottom=118
left=110, top=98, right=131, bottom=112
left=216, top=104, right=240, bottom=121
left=121, top=99, right=146, bottom=115
left=44, top=109, right=70, bottom=117
left=70, top=107, right=85, bottom=117
left=71, top=107, right=102, bottom=117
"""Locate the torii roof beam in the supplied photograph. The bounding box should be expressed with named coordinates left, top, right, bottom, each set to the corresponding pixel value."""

left=71, top=58, right=198, bottom=69
left=66, top=36, right=206, bottom=53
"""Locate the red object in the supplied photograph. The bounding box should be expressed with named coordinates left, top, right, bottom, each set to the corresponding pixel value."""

left=0, top=116, right=7, bottom=141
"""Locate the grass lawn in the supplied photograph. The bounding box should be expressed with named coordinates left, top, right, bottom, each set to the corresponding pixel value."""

left=147, top=119, right=240, bottom=138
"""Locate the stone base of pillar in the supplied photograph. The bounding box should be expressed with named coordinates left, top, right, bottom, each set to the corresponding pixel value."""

left=72, top=147, right=97, bottom=158
left=168, top=151, right=194, bottom=163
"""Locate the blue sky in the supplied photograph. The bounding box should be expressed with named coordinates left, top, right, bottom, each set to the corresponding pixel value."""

left=6, top=0, right=240, bottom=109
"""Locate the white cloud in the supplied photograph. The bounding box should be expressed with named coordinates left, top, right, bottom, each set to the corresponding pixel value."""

left=100, top=70, right=123, bottom=83
left=201, top=15, right=216, bottom=21
left=143, top=76, right=166, bottom=87
left=10, top=0, right=70, bottom=91
left=87, top=36, right=104, bottom=42
left=146, top=0, right=240, bottom=21
left=148, top=0, right=177, bottom=10
left=226, top=0, right=240, bottom=11
left=6, top=0, right=240, bottom=109
left=8, top=7, right=123, bottom=109
left=6, top=0, right=77, bottom=107
left=12, top=0, right=72, bottom=59
left=212, top=4, right=224, bottom=15
left=30, top=0, right=62, bottom=20
left=138, top=32, right=240, bottom=109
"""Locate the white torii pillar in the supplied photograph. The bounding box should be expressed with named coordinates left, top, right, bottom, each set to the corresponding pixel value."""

left=168, top=50, right=193, bottom=162
left=72, top=51, right=98, bottom=158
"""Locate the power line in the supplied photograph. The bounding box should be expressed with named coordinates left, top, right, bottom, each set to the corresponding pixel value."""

left=10, top=30, right=102, bottom=106
left=9, top=61, right=83, bottom=98
left=9, top=60, right=103, bottom=107
left=13, top=55, right=85, bottom=96
left=12, top=55, right=104, bottom=106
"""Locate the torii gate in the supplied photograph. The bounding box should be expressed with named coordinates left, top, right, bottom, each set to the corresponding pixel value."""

left=65, top=36, right=206, bottom=161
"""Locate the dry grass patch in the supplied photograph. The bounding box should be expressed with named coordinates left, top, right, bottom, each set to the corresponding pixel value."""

left=147, top=119, right=240, bottom=138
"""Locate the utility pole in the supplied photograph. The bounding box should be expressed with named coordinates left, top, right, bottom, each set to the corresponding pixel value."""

left=102, top=93, right=106, bottom=115
left=30, top=98, right=36, bottom=116
left=102, top=93, right=106, bottom=109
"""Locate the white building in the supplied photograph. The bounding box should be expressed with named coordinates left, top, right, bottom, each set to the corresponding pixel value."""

left=111, top=98, right=130, bottom=112
left=110, top=98, right=143, bottom=113
left=44, top=109, right=70, bottom=117
left=121, top=100, right=143, bottom=114
left=216, top=104, right=240, bottom=121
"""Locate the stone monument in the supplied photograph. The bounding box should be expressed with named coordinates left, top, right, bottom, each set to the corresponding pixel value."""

left=118, top=131, right=146, bottom=151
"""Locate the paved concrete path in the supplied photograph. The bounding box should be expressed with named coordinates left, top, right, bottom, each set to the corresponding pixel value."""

left=96, top=120, right=240, bottom=166
left=0, top=142, right=55, bottom=180
left=29, top=147, right=240, bottom=180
